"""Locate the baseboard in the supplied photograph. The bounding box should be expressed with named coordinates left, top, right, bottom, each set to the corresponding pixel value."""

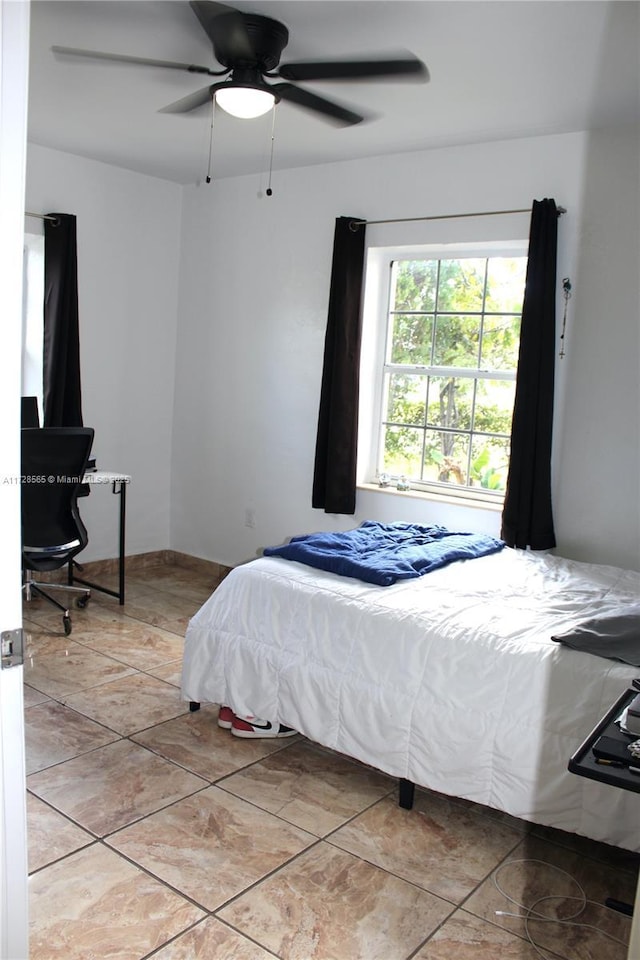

left=164, top=550, right=233, bottom=581
left=26, top=551, right=233, bottom=585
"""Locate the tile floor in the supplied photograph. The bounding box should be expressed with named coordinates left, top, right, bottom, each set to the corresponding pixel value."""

left=23, top=559, right=638, bottom=960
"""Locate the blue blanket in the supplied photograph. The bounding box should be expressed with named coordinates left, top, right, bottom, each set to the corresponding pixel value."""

left=263, top=520, right=504, bottom=586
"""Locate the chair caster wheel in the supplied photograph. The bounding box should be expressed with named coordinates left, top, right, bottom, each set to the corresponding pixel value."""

left=76, top=595, right=90, bottom=609
left=63, top=615, right=72, bottom=636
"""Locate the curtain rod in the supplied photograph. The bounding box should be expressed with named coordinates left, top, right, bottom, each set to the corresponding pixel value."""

left=350, top=205, right=566, bottom=230
left=25, top=211, right=59, bottom=223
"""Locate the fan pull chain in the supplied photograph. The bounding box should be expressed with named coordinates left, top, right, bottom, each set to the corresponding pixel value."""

left=266, top=105, right=277, bottom=197
left=205, top=96, right=216, bottom=184
left=559, top=277, right=571, bottom=358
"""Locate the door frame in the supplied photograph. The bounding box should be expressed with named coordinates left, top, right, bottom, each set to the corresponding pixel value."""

left=0, top=1, right=31, bottom=956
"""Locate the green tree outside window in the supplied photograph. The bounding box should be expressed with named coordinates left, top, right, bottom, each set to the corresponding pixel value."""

left=379, top=256, right=526, bottom=492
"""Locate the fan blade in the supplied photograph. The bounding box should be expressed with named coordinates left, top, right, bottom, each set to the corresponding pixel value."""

left=271, top=83, right=363, bottom=126
left=190, top=1, right=254, bottom=61
left=52, top=45, right=226, bottom=76
left=278, top=55, right=428, bottom=83
left=159, top=82, right=227, bottom=114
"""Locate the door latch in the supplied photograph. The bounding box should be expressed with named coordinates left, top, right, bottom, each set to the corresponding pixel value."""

left=1, top=629, right=24, bottom=669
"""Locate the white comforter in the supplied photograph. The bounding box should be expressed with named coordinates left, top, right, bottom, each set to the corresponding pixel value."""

left=182, top=547, right=640, bottom=849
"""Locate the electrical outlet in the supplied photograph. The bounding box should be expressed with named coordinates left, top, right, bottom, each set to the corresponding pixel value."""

left=244, top=508, right=256, bottom=529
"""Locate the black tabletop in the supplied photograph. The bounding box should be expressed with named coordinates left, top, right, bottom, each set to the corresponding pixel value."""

left=569, top=686, right=640, bottom=794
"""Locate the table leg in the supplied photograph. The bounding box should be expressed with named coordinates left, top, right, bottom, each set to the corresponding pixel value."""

left=115, top=479, right=126, bottom=605
left=68, top=479, right=127, bottom=604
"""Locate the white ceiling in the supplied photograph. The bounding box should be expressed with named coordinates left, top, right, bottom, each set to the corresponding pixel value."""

left=28, top=1, right=640, bottom=185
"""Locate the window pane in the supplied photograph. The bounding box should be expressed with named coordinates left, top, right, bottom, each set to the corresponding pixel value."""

left=423, top=430, right=469, bottom=485
left=382, top=425, right=423, bottom=477
left=374, top=253, right=525, bottom=497
left=481, top=314, right=521, bottom=370
left=436, top=259, right=486, bottom=312
left=426, top=377, right=473, bottom=430
left=473, top=379, right=516, bottom=435
left=389, top=313, right=433, bottom=365
left=484, top=257, right=527, bottom=313
left=470, top=436, right=510, bottom=491
left=434, top=314, right=480, bottom=367
left=385, top=373, right=426, bottom=426
left=22, top=234, right=45, bottom=411
left=393, top=260, right=438, bottom=312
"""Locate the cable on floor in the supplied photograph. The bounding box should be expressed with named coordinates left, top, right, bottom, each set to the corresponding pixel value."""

left=492, top=858, right=629, bottom=959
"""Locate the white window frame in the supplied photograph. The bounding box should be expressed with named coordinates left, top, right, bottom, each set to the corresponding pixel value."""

left=21, top=230, right=45, bottom=419
left=358, top=238, right=528, bottom=507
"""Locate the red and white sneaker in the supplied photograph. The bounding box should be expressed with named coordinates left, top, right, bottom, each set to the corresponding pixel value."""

left=217, top=705, right=235, bottom=729
left=231, top=714, right=297, bottom=739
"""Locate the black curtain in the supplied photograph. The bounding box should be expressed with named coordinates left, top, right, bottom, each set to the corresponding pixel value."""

left=312, top=216, right=366, bottom=514
left=43, top=213, right=83, bottom=427
left=501, top=198, right=558, bottom=550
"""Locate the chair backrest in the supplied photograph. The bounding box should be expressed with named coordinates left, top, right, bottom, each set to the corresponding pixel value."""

left=21, top=427, right=94, bottom=559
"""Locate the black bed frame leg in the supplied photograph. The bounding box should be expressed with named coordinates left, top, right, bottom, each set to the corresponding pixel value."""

left=399, top=778, right=415, bottom=809
left=189, top=701, right=201, bottom=712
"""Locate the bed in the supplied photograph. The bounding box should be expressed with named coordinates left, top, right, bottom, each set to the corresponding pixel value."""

left=181, top=535, right=640, bottom=851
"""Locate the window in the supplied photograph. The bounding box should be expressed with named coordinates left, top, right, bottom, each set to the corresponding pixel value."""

left=21, top=231, right=45, bottom=418
left=361, top=244, right=527, bottom=502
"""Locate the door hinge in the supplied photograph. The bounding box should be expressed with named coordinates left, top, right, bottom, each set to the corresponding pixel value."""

left=1, top=629, right=24, bottom=669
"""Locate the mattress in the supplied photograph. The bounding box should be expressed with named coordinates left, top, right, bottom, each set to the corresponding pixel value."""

left=181, top=547, right=640, bottom=849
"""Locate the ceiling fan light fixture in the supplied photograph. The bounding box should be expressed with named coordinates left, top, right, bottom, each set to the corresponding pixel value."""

left=215, top=85, right=275, bottom=119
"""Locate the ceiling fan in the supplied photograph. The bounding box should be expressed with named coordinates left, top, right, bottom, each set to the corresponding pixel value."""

left=52, top=0, right=429, bottom=125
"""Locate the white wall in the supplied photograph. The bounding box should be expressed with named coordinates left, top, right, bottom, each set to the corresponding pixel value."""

left=26, top=145, right=182, bottom=561
left=25, top=125, right=638, bottom=573
left=172, top=128, right=639, bottom=571
left=553, top=125, right=640, bottom=569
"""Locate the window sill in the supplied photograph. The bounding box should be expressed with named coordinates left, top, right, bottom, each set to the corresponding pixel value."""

left=357, top=482, right=504, bottom=513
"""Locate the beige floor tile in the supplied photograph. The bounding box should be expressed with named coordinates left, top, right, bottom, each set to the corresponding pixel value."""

left=27, top=794, right=94, bottom=873
left=24, top=700, right=119, bottom=774
left=158, top=617, right=192, bottom=636
left=428, top=785, right=531, bottom=836
left=86, top=565, right=211, bottom=604
left=66, top=594, right=158, bottom=626
left=68, top=614, right=185, bottom=670
left=463, top=834, right=634, bottom=960
left=329, top=791, right=522, bottom=903
left=221, top=739, right=395, bottom=835
left=107, top=784, right=316, bottom=911
left=126, top=567, right=218, bottom=604
left=24, top=622, right=78, bottom=657
left=218, top=841, right=454, bottom=960
left=150, top=916, right=276, bottom=959
left=23, top=684, right=50, bottom=708
left=22, top=599, right=93, bottom=634
left=67, top=574, right=164, bottom=605
left=28, top=739, right=207, bottom=836
left=132, top=704, right=302, bottom=780
left=23, top=639, right=135, bottom=699
left=146, top=658, right=183, bottom=685
left=29, top=843, right=205, bottom=960
left=63, top=672, right=189, bottom=735
left=414, top=909, right=545, bottom=959
left=100, top=589, right=202, bottom=631
left=22, top=560, right=637, bottom=960
left=530, top=822, right=639, bottom=873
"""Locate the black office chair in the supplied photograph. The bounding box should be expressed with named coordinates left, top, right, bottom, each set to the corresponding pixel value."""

left=21, top=427, right=94, bottom=635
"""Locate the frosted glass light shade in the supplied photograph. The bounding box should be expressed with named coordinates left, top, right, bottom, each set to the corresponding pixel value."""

left=215, top=86, right=275, bottom=119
